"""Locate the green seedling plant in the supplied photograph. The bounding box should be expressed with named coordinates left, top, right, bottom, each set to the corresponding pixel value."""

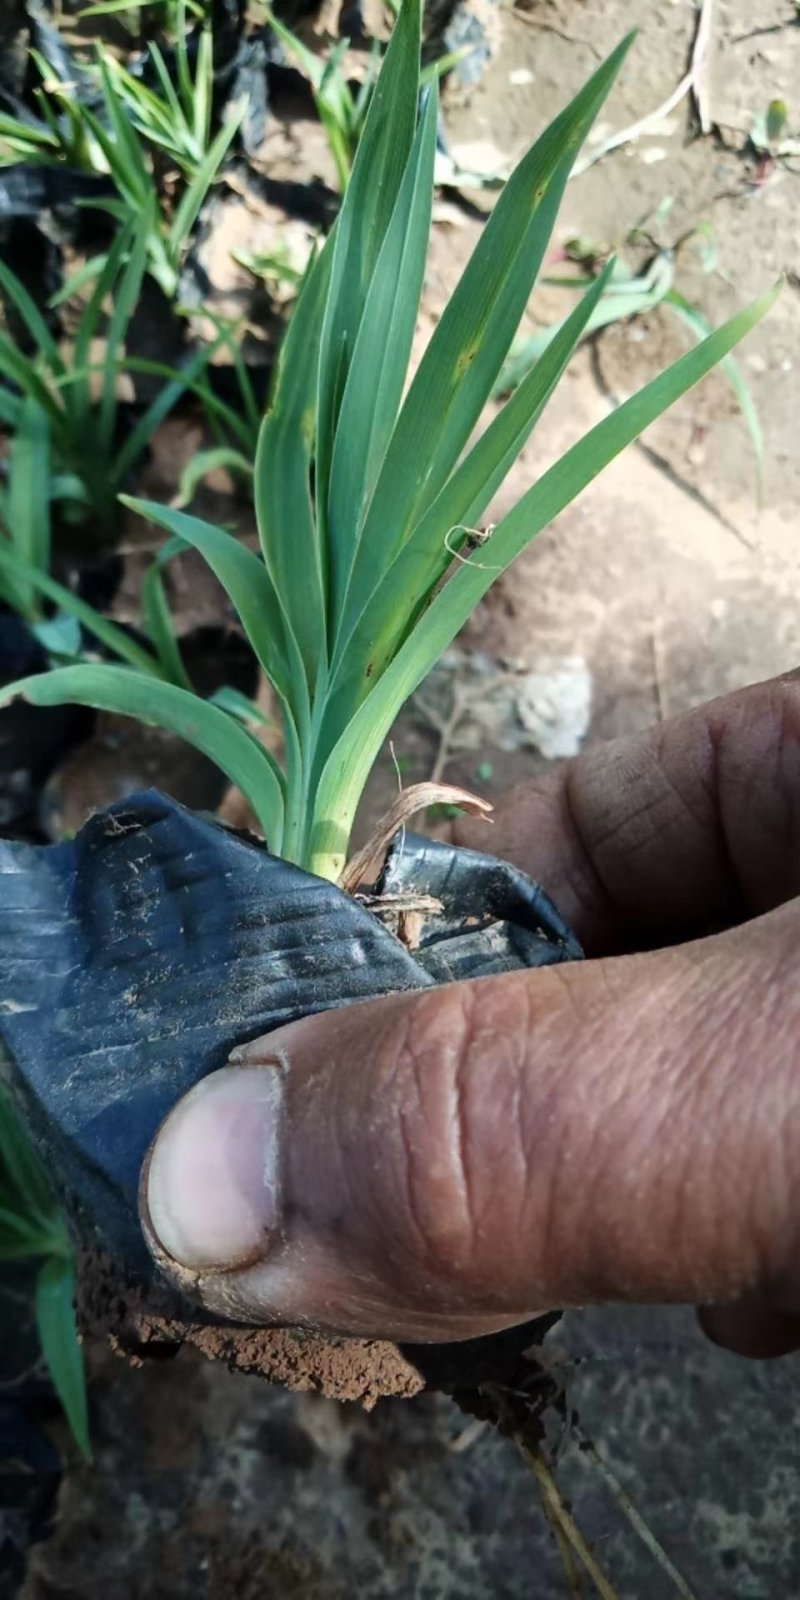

left=749, top=97, right=800, bottom=179
left=264, top=5, right=468, bottom=192
left=98, top=9, right=235, bottom=182
left=0, top=5, right=778, bottom=883
left=0, top=37, right=241, bottom=298
left=266, top=9, right=381, bottom=193
left=0, top=414, right=182, bottom=681
left=495, top=232, right=765, bottom=493
left=0, top=408, right=265, bottom=725
left=0, top=215, right=238, bottom=535
left=0, top=353, right=266, bottom=724
left=0, top=1086, right=90, bottom=1459
left=68, top=41, right=242, bottom=298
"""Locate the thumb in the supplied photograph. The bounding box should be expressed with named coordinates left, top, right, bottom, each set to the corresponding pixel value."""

left=141, top=904, right=800, bottom=1342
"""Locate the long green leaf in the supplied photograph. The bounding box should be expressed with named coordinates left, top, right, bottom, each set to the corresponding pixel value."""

left=0, top=546, right=163, bottom=674
left=325, top=260, right=617, bottom=733
left=665, top=289, right=765, bottom=498
left=256, top=244, right=333, bottom=686
left=0, top=261, right=65, bottom=377
left=0, top=665, right=285, bottom=843
left=48, top=253, right=109, bottom=311
left=348, top=35, right=634, bottom=628
left=202, top=314, right=261, bottom=442
left=142, top=561, right=194, bottom=690
left=0, top=116, right=60, bottom=156
left=169, top=107, right=243, bottom=258
left=122, top=500, right=314, bottom=857
left=327, top=85, right=438, bottom=624
left=115, top=337, right=220, bottom=486
left=121, top=499, right=297, bottom=711
left=145, top=44, right=185, bottom=130
left=36, top=1258, right=91, bottom=1461
left=71, top=222, right=135, bottom=431
left=116, top=355, right=253, bottom=453
left=96, top=51, right=152, bottom=197
left=6, top=400, right=51, bottom=618
left=98, top=211, right=150, bottom=454
left=193, top=29, right=213, bottom=150
left=309, top=284, right=779, bottom=876
left=315, top=0, right=422, bottom=537
left=0, top=340, right=61, bottom=428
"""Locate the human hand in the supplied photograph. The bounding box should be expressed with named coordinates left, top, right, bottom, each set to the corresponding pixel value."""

left=141, top=673, right=800, bottom=1357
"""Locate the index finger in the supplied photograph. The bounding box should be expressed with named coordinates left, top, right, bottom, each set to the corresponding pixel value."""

left=453, top=671, right=800, bottom=955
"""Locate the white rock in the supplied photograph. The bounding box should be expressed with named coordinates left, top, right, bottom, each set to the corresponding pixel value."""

left=514, top=656, right=593, bottom=759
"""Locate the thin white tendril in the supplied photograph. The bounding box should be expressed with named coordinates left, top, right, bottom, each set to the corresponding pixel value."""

left=443, top=524, right=503, bottom=571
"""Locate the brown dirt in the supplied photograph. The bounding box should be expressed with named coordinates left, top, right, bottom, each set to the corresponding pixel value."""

left=77, top=1250, right=424, bottom=1407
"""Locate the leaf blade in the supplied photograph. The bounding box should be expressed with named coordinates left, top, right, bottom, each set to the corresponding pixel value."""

left=0, top=665, right=285, bottom=844
left=310, top=283, right=779, bottom=876
left=326, top=259, right=618, bottom=731
left=327, top=85, right=439, bottom=625
left=665, top=288, right=765, bottom=498
left=256, top=244, right=333, bottom=685
left=315, top=0, right=423, bottom=544
left=349, top=35, right=634, bottom=623
left=141, top=560, right=193, bottom=690
left=36, top=1258, right=91, bottom=1461
left=121, top=499, right=297, bottom=713
left=6, top=400, right=51, bottom=618
left=0, top=544, right=164, bottom=675
left=0, top=1090, right=56, bottom=1225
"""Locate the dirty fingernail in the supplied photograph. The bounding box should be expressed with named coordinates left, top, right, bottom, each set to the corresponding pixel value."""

left=144, top=1065, right=283, bottom=1270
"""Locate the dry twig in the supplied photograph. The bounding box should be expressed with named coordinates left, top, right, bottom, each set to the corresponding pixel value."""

left=415, top=675, right=475, bottom=783
left=521, top=1443, right=623, bottom=1600
left=575, top=1427, right=699, bottom=1600
left=572, top=0, right=714, bottom=175
left=340, top=782, right=492, bottom=892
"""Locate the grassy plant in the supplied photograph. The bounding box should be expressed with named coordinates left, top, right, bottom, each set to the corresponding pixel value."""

left=0, top=305, right=257, bottom=705
left=264, top=5, right=467, bottom=192
left=0, top=519, right=271, bottom=745
left=0, top=217, right=227, bottom=535
left=266, top=11, right=380, bottom=193
left=495, top=245, right=765, bottom=493
left=0, top=5, right=777, bottom=881
left=0, top=402, right=51, bottom=623
left=0, top=1085, right=90, bottom=1460
left=0, top=402, right=267, bottom=727
left=0, top=406, right=179, bottom=671
left=71, top=44, right=242, bottom=297
left=0, top=50, right=99, bottom=171
left=0, top=33, right=241, bottom=298
left=97, top=12, right=237, bottom=182
left=0, top=422, right=268, bottom=724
